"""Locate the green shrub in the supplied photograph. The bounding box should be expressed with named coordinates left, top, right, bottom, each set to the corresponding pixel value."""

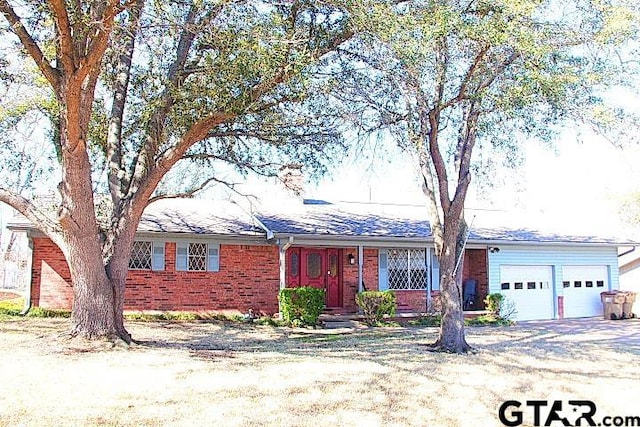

left=355, top=290, right=396, bottom=326
left=278, top=287, right=325, bottom=327
left=484, top=293, right=505, bottom=315
left=477, top=293, right=517, bottom=325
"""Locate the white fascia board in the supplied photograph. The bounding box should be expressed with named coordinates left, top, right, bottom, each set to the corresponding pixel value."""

left=134, top=231, right=271, bottom=246
left=468, top=239, right=625, bottom=248
left=272, top=233, right=434, bottom=248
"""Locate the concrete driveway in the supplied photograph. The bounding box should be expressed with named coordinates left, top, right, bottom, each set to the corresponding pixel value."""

left=514, top=317, right=640, bottom=347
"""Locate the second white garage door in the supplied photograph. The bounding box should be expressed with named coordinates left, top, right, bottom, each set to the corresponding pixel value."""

left=500, top=265, right=554, bottom=321
left=562, top=265, right=608, bottom=318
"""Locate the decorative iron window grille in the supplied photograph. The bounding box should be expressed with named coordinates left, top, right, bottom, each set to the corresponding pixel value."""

left=129, top=241, right=152, bottom=270
left=188, top=242, right=208, bottom=271
left=387, top=249, right=427, bottom=290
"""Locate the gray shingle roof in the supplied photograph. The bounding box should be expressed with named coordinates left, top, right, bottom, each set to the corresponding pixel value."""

left=8, top=197, right=633, bottom=245
left=138, top=199, right=263, bottom=237
left=469, top=226, right=627, bottom=244
left=257, top=200, right=431, bottom=238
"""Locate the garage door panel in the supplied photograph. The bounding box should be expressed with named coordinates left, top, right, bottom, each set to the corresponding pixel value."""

left=563, top=266, right=608, bottom=318
left=500, top=265, right=554, bottom=321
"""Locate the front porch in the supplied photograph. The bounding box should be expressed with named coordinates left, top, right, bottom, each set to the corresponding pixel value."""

left=280, top=244, right=489, bottom=314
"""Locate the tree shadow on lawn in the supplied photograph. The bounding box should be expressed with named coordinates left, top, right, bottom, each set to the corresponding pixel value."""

left=133, top=322, right=439, bottom=363
left=130, top=319, right=640, bottom=379
left=502, top=318, right=640, bottom=356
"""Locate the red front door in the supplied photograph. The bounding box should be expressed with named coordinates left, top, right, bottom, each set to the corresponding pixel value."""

left=286, top=247, right=342, bottom=308
left=326, top=249, right=341, bottom=307
left=300, top=248, right=325, bottom=290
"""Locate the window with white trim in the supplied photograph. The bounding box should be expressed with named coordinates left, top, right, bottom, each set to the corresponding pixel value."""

left=129, top=241, right=165, bottom=271
left=388, top=248, right=428, bottom=290
left=176, top=242, right=220, bottom=272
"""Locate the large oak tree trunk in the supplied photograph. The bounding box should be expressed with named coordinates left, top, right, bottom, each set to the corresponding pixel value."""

left=431, top=218, right=472, bottom=353
left=435, top=275, right=470, bottom=352
left=66, top=234, right=131, bottom=343
left=59, top=102, right=132, bottom=343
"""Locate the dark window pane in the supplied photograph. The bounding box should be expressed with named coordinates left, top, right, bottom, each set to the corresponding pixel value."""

left=501, top=283, right=510, bottom=290
left=290, top=253, right=299, bottom=277
left=188, top=243, right=207, bottom=271
left=527, top=282, right=536, bottom=290
left=514, top=282, right=523, bottom=290
left=574, top=281, right=582, bottom=288
left=129, top=241, right=152, bottom=270
left=307, top=253, right=322, bottom=279
left=596, top=280, right=604, bottom=287
left=563, top=281, right=570, bottom=288
left=585, top=281, right=593, bottom=288
left=329, top=254, right=338, bottom=276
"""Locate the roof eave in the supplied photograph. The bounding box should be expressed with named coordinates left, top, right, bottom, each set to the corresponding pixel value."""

left=468, top=238, right=628, bottom=247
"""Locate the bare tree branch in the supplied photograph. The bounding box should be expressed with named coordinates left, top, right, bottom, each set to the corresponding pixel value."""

left=148, top=176, right=236, bottom=204
left=80, top=1, right=123, bottom=83
left=0, top=0, right=61, bottom=89
left=0, top=188, right=64, bottom=248
left=49, top=0, right=76, bottom=72
left=107, top=0, right=144, bottom=206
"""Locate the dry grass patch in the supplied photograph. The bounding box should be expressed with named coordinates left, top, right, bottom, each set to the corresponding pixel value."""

left=0, top=318, right=638, bottom=426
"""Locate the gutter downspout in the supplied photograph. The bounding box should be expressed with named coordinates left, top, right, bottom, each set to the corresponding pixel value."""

left=20, top=233, right=33, bottom=315
left=232, top=200, right=275, bottom=241
left=618, top=246, right=636, bottom=258
left=279, top=236, right=294, bottom=290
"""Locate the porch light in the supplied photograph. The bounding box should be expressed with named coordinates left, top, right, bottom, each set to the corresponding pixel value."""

left=348, top=253, right=356, bottom=265
left=488, top=247, right=500, bottom=253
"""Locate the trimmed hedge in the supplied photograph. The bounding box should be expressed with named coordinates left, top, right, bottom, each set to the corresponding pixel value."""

left=355, top=290, right=396, bottom=326
left=278, top=287, right=325, bottom=327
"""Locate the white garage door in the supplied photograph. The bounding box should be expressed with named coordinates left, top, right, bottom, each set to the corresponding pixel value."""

left=562, top=266, right=608, bottom=318
left=500, top=265, right=554, bottom=321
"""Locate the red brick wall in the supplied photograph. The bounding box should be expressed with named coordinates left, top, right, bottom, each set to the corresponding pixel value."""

left=341, top=248, right=380, bottom=310
left=31, top=238, right=281, bottom=315
left=126, top=243, right=280, bottom=315
left=463, top=249, right=488, bottom=308
left=31, top=237, right=73, bottom=309
left=30, top=239, right=470, bottom=315
left=363, top=248, right=379, bottom=292
left=342, top=248, right=358, bottom=311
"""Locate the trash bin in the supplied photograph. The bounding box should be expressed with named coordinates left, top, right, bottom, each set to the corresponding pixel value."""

left=622, top=291, right=637, bottom=318
left=601, top=291, right=623, bottom=320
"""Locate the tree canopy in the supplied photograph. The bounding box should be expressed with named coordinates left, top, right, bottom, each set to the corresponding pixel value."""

left=0, top=0, right=360, bottom=341
left=329, top=0, right=639, bottom=352
left=0, top=0, right=638, bottom=347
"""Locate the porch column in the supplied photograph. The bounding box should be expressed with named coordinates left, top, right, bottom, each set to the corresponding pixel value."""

left=426, top=247, right=432, bottom=311
left=279, top=247, right=286, bottom=290
left=358, top=245, right=364, bottom=293
left=278, top=237, right=294, bottom=290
